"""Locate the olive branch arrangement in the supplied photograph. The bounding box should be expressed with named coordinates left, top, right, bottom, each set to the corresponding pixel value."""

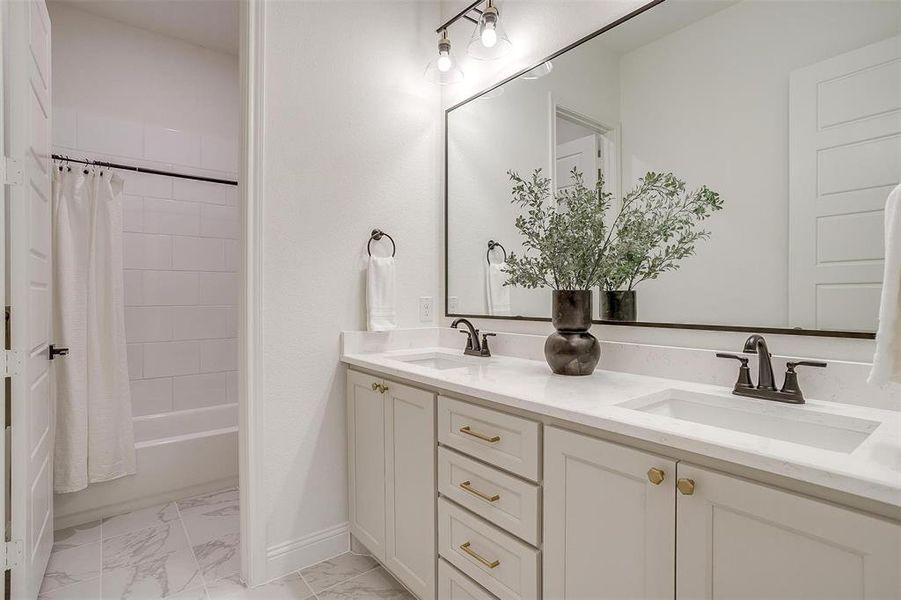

left=503, top=168, right=723, bottom=291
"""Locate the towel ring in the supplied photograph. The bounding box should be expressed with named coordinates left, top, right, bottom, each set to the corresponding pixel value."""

left=368, top=229, right=396, bottom=257
left=486, top=240, right=507, bottom=265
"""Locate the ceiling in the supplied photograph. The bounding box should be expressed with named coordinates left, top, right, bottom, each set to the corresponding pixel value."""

left=52, top=0, right=239, bottom=55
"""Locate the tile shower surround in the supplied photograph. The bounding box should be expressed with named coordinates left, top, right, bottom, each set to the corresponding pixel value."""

left=53, top=108, right=240, bottom=423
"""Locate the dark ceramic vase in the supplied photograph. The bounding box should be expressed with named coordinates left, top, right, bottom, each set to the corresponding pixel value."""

left=601, top=290, right=636, bottom=321
left=544, top=290, right=601, bottom=376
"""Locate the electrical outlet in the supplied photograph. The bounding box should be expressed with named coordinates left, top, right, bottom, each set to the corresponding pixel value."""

left=448, top=296, right=459, bottom=313
left=419, top=296, right=433, bottom=322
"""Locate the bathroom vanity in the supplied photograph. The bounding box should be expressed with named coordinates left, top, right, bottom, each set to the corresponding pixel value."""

left=342, top=329, right=901, bottom=600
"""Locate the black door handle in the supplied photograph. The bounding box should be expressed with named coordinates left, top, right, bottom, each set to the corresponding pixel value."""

left=49, top=345, right=69, bottom=360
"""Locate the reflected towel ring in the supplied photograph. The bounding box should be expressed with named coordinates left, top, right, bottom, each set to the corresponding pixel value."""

left=368, top=229, right=396, bottom=257
left=486, top=240, right=507, bottom=265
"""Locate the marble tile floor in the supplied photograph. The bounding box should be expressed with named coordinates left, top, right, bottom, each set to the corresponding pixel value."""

left=41, top=488, right=412, bottom=600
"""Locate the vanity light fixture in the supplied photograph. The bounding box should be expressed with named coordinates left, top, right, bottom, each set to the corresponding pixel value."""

left=467, top=0, right=512, bottom=60
left=425, top=30, right=464, bottom=85
left=426, top=0, right=513, bottom=84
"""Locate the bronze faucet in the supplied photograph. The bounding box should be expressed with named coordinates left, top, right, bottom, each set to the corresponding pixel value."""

left=716, top=335, right=826, bottom=404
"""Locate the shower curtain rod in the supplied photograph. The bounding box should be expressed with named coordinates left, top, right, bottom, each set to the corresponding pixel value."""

left=52, top=154, right=238, bottom=186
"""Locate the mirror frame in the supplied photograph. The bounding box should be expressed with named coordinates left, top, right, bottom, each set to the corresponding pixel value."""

left=443, top=0, right=876, bottom=340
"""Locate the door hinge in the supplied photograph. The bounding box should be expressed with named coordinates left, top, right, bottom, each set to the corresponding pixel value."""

left=1, top=157, right=23, bottom=186
left=1, top=350, right=22, bottom=378
left=1, top=540, right=22, bottom=570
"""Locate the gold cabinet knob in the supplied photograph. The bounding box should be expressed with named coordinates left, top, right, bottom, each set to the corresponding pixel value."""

left=677, top=478, right=695, bottom=495
left=371, top=382, right=379, bottom=392
left=647, top=468, right=665, bottom=485
left=379, top=384, right=389, bottom=393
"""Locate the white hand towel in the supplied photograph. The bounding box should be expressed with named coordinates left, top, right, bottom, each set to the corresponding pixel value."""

left=367, top=256, right=397, bottom=331
left=869, top=183, right=901, bottom=385
left=486, top=262, right=511, bottom=316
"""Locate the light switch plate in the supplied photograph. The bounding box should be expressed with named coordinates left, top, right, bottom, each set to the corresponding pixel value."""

left=419, top=296, right=433, bottom=322
left=448, top=296, right=459, bottom=313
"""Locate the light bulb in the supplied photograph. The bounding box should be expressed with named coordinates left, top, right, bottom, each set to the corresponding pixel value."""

left=437, top=53, right=452, bottom=72
left=480, top=24, right=497, bottom=48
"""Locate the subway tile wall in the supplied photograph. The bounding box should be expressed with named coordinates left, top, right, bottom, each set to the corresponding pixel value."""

left=53, top=108, right=239, bottom=419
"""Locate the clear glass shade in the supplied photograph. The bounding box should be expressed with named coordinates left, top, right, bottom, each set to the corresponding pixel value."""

left=425, top=49, right=464, bottom=84
left=467, top=9, right=512, bottom=60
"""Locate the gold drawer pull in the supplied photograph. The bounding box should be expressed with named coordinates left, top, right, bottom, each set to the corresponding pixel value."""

left=460, top=480, right=500, bottom=503
left=371, top=382, right=379, bottom=392
left=459, top=425, right=500, bottom=443
left=370, top=382, right=388, bottom=393
left=677, top=478, right=695, bottom=495
left=460, top=542, right=499, bottom=569
left=647, top=467, right=665, bottom=485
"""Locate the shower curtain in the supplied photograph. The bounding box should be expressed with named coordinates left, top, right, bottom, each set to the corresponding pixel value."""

left=52, top=166, right=136, bottom=493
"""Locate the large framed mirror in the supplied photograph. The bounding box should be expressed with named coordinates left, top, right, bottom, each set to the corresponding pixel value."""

left=445, top=0, right=900, bottom=338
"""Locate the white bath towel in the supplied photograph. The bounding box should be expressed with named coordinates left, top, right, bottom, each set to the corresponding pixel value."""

left=869, top=183, right=901, bottom=385
left=367, top=256, right=397, bottom=331
left=486, top=262, right=511, bottom=316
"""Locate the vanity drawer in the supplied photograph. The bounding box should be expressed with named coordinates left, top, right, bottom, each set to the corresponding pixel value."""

left=439, top=558, right=499, bottom=600
left=438, top=497, right=540, bottom=600
left=438, top=396, right=540, bottom=481
left=438, top=447, right=540, bottom=545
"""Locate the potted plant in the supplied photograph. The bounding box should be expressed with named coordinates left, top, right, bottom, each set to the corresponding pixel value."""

left=503, top=168, right=721, bottom=375
left=600, top=172, right=723, bottom=321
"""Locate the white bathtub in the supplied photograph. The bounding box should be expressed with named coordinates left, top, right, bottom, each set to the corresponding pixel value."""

left=54, top=404, right=239, bottom=530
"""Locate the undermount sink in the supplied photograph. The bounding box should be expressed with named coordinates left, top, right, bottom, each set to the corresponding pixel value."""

left=619, top=389, right=879, bottom=453
left=391, top=352, right=477, bottom=371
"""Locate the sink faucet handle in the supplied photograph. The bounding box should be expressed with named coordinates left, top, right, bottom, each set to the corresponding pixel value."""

left=780, top=360, right=827, bottom=400
left=480, top=332, right=496, bottom=357
left=715, top=353, right=754, bottom=389
left=458, top=329, right=474, bottom=350
left=786, top=360, right=827, bottom=370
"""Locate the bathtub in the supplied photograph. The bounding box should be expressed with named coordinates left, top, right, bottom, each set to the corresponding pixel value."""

left=54, top=403, right=239, bottom=530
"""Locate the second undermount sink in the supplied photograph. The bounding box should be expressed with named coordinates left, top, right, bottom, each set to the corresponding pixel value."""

left=391, top=352, right=477, bottom=371
left=619, top=389, right=880, bottom=453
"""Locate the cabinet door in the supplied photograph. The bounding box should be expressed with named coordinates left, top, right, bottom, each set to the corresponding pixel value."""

left=544, top=427, right=676, bottom=600
left=676, top=463, right=901, bottom=600
left=385, top=380, right=437, bottom=600
left=347, top=370, right=386, bottom=561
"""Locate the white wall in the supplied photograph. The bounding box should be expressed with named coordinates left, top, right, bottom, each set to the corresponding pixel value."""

left=49, top=3, right=240, bottom=518
left=438, top=0, right=879, bottom=363
left=257, top=0, right=440, bottom=579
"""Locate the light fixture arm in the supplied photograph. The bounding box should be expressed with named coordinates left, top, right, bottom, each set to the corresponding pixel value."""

left=436, top=0, right=487, bottom=34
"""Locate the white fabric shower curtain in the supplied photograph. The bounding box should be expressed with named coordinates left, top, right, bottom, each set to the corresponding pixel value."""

left=52, top=166, right=136, bottom=493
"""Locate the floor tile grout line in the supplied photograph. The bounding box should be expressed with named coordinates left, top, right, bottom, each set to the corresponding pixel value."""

left=174, top=500, right=209, bottom=598
left=306, top=562, right=384, bottom=596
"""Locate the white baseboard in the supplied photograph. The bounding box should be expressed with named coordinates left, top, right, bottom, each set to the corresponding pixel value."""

left=265, top=522, right=350, bottom=582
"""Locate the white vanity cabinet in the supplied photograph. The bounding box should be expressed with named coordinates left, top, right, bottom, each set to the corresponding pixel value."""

left=346, top=371, right=436, bottom=600
left=543, top=427, right=676, bottom=600
left=345, top=365, right=900, bottom=600
left=676, top=463, right=901, bottom=600
left=544, top=426, right=901, bottom=600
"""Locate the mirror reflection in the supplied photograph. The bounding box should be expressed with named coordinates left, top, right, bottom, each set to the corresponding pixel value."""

left=446, top=0, right=901, bottom=333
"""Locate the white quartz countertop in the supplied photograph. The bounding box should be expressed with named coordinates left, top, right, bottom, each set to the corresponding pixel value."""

left=341, top=340, right=901, bottom=510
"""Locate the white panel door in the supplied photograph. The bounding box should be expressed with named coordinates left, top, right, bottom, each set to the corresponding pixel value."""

left=556, top=134, right=599, bottom=194
left=789, top=36, right=901, bottom=331
left=676, top=463, right=901, bottom=600
left=0, top=3, right=7, bottom=599
left=4, top=0, right=53, bottom=597
left=346, top=370, right=387, bottom=561
left=543, top=427, right=675, bottom=600
left=384, top=381, right=436, bottom=600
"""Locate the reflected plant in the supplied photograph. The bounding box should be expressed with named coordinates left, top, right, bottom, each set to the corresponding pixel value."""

left=503, top=168, right=722, bottom=291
